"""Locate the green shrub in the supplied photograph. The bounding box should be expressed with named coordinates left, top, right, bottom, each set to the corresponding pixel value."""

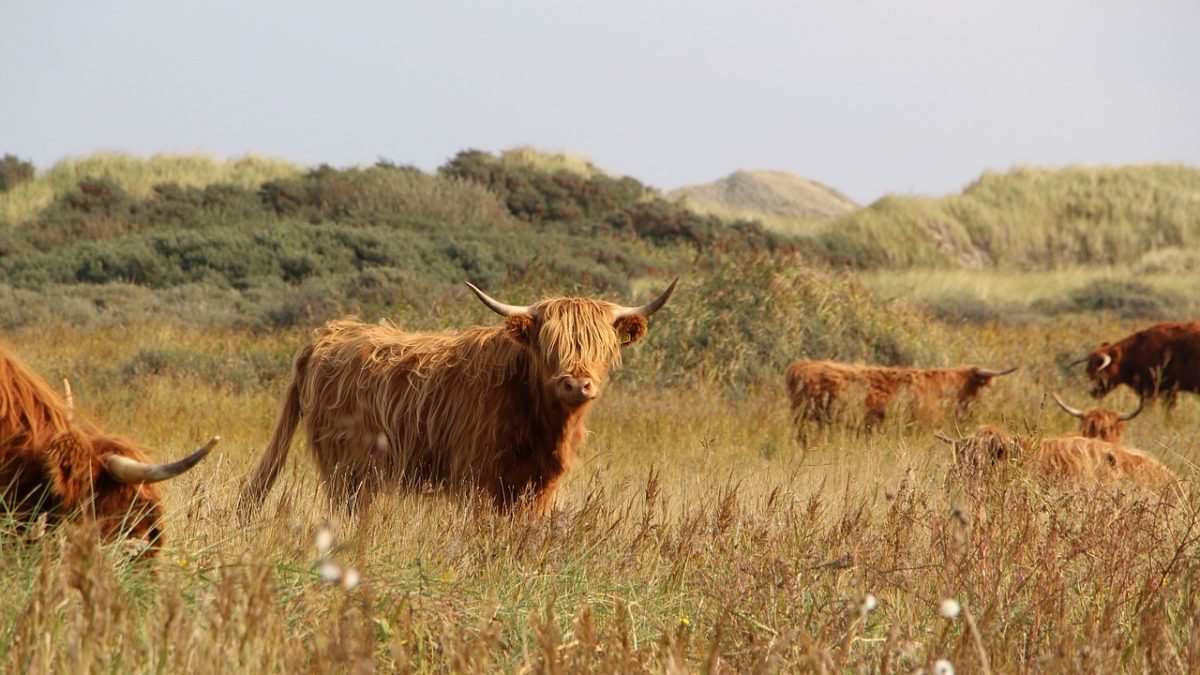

left=0, top=155, right=34, bottom=193
left=1031, top=279, right=1187, bottom=320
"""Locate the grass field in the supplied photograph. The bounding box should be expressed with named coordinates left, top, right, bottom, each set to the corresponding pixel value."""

left=3, top=309, right=1199, bottom=673
left=3, top=153, right=1200, bottom=671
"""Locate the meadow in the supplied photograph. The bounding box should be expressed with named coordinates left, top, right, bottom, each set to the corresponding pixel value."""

left=2, top=153, right=1200, bottom=672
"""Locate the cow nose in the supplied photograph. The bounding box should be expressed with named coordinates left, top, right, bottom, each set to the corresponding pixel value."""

left=559, top=377, right=596, bottom=402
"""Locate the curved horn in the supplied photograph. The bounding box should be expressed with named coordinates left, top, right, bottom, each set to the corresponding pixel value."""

left=975, top=365, right=1019, bottom=378
left=1097, top=353, right=1112, bottom=371
left=1118, top=397, right=1144, bottom=422
left=613, top=277, right=679, bottom=319
left=62, top=378, right=74, bottom=423
left=102, top=436, right=219, bottom=484
left=1068, top=355, right=1090, bottom=367
left=933, top=432, right=956, bottom=445
left=464, top=282, right=531, bottom=318
left=1051, top=393, right=1085, bottom=419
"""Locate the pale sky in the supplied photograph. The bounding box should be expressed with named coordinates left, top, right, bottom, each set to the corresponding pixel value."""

left=2, top=0, right=1197, bottom=203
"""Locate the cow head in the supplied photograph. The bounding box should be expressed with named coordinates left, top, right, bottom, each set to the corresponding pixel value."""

left=467, top=280, right=677, bottom=407
left=958, top=366, right=1019, bottom=403
left=45, top=431, right=218, bottom=555
left=1083, top=343, right=1120, bottom=398
left=936, top=425, right=1022, bottom=477
left=1051, top=393, right=1140, bottom=443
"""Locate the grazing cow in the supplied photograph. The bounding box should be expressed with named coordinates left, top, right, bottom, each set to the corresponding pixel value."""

left=0, top=345, right=218, bottom=554
left=237, top=279, right=677, bottom=517
left=1051, top=393, right=1142, bottom=443
left=1078, top=322, right=1200, bottom=404
left=939, top=426, right=1177, bottom=491
left=784, top=360, right=1017, bottom=433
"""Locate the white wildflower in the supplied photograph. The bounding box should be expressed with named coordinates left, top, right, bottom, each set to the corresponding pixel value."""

left=317, top=560, right=342, bottom=583
left=341, top=567, right=361, bottom=591
left=861, top=593, right=878, bottom=615
left=314, top=526, right=335, bottom=556
left=933, top=658, right=955, bottom=675
left=938, top=598, right=961, bottom=620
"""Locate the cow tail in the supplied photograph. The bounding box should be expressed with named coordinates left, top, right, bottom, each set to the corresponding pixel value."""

left=238, top=342, right=313, bottom=522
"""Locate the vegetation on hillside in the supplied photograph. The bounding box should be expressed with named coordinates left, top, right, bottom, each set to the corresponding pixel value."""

left=815, top=164, right=1200, bottom=269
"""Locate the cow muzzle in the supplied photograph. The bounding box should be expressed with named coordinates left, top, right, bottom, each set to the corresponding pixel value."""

left=557, top=377, right=598, bottom=405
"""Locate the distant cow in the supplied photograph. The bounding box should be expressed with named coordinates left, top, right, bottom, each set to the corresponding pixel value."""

left=237, top=279, right=677, bottom=517
left=1052, top=393, right=1142, bottom=443
left=784, top=360, right=1017, bottom=433
left=1078, top=322, right=1200, bottom=404
left=0, top=345, right=217, bottom=555
left=940, top=425, right=1177, bottom=491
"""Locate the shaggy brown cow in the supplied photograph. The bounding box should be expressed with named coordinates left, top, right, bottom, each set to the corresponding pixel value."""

left=1079, top=322, right=1200, bottom=404
left=941, top=425, right=1177, bottom=491
left=0, top=345, right=218, bottom=554
left=1052, top=393, right=1142, bottom=443
left=237, top=280, right=677, bottom=517
left=784, top=360, right=1017, bottom=433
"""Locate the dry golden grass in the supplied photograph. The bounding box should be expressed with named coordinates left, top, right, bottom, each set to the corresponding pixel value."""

left=2, top=314, right=1200, bottom=672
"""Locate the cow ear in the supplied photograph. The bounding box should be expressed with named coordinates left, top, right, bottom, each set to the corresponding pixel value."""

left=504, top=315, right=536, bottom=346
left=613, top=315, right=648, bottom=347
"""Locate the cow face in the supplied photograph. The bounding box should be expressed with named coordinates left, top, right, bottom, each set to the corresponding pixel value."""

left=1085, top=343, right=1119, bottom=397
left=467, top=280, right=676, bottom=408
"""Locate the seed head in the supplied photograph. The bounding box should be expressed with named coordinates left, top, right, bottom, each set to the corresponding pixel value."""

left=342, top=567, right=361, bottom=590
left=861, top=593, right=878, bottom=615
left=314, top=526, right=334, bottom=556
left=933, top=658, right=955, bottom=675
left=938, top=598, right=961, bottom=620
left=317, top=560, right=342, bottom=583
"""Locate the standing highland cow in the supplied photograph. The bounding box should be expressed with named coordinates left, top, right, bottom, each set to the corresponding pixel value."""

left=784, top=360, right=1017, bottom=434
left=0, top=344, right=218, bottom=555
left=1052, top=393, right=1142, bottom=443
left=1078, top=322, right=1200, bottom=404
left=238, top=279, right=676, bottom=517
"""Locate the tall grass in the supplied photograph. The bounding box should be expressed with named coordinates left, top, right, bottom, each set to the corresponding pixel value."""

left=1, top=316, right=1198, bottom=671
left=0, top=153, right=302, bottom=226
left=816, top=164, right=1200, bottom=269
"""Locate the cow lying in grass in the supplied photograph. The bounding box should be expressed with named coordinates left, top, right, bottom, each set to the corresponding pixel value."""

left=938, top=425, right=1176, bottom=492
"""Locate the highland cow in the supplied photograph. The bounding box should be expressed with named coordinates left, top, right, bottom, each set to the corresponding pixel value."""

left=237, top=279, right=677, bottom=517
left=784, top=360, right=1017, bottom=434
left=1078, top=322, right=1200, bottom=404
left=940, top=425, right=1177, bottom=491
left=0, top=345, right=217, bottom=554
left=1052, top=393, right=1142, bottom=443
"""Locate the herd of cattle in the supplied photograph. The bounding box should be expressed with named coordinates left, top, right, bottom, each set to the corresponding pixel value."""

left=1, top=280, right=1198, bottom=557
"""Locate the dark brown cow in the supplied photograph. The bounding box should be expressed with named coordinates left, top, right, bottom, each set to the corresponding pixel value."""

left=1052, top=393, right=1142, bottom=443
left=784, top=360, right=1017, bottom=433
left=237, top=280, right=677, bottom=517
left=1079, top=322, right=1200, bottom=404
left=0, top=344, right=217, bottom=555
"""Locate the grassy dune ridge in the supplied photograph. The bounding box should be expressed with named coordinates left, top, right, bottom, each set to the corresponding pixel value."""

left=2, top=152, right=1200, bottom=670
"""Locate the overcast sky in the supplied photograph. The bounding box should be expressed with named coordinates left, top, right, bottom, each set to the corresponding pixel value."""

left=2, top=0, right=1197, bottom=203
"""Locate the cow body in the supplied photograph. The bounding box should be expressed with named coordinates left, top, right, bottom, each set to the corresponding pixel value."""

left=238, top=282, right=675, bottom=516
left=785, top=360, right=1015, bottom=433
left=950, top=425, right=1177, bottom=491
left=1083, top=322, right=1200, bottom=404
left=0, top=345, right=214, bottom=553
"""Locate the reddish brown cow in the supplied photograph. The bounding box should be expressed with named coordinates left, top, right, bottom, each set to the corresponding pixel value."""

left=941, top=425, right=1177, bottom=492
left=1051, top=393, right=1142, bottom=443
left=784, top=360, right=1017, bottom=433
left=237, top=280, right=676, bottom=517
left=1079, top=322, right=1200, bottom=405
left=0, top=344, right=217, bottom=554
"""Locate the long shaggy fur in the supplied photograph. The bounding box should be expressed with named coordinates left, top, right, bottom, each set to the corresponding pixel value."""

left=785, top=360, right=1008, bottom=432
left=0, top=345, right=165, bottom=549
left=1085, top=321, right=1200, bottom=403
left=239, top=297, right=650, bottom=517
left=952, top=425, right=1177, bottom=491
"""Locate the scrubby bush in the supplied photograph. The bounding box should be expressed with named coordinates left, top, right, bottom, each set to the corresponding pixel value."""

left=630, top=252, right=943, bottom=388
left=0, top=154, right=34, bottom=193
left=1031, top=279, right=1187, bottom=320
